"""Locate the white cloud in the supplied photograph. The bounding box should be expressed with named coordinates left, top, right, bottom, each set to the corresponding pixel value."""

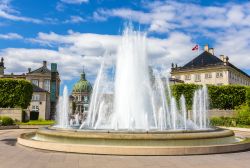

left=0, top=0, right=43, bottom=23
left=56, top=2, right=65, bottom=12
left=94, top=1, right=250, bottom=33
left=92, top=11, right=107, bottom=21
left=1, top=30, right=196, bottom=82
left=214, top=28, right=250, bottom=70
left=0, top=33, right=23, bottom=40
left=61, top=0, right=88, bottom=4
left=2, top=28, right=250, bottom=84
left=0, top=48, right=101, bottom=81
left=88, top=1, right=250, bottom=75
left=64, top=16, right=85, bottom=23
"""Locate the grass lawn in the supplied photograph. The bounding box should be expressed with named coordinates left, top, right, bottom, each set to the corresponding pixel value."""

left=233, top=125, right=250, bottom=128
left=17, top=120, right=55, bottom=125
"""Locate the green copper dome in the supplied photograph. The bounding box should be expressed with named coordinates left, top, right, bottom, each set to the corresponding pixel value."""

left=73, top=71, right=92, bottom=92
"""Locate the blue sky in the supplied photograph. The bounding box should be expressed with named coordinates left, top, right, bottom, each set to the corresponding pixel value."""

left=0, top=0, right=250, bottom=94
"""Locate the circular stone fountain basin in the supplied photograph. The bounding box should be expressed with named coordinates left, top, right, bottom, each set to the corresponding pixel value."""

left=18, top=127, right=250, bottom=155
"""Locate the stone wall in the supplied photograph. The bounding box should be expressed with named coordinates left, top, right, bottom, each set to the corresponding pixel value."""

left=188, top=109, right=236, bottom=119
left=0, top=108, right=23, bottom=121
left=209, top=109, right=236, bottom=118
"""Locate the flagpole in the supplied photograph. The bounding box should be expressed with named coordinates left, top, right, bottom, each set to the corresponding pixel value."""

left=198, top=44, right=199, bottom=56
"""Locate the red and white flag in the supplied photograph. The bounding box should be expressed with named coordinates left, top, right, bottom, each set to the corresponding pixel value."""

left=192, top=44, right=199, bottom=51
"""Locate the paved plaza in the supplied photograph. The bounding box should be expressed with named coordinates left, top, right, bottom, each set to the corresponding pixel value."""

left=0, top=129, right=250, bottom=168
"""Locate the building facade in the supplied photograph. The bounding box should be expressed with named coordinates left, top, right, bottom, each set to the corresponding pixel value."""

left=30, top=85, right=51, bottom=120
left=70, top=70, right=92, bottom=117
left=0, top=59, right=60, bottom=120
left=26, top=61, right=60, bottom=119
left=171, top=45, right=250, bottom=86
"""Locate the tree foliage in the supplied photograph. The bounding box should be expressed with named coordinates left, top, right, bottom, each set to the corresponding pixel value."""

left=0, top=79, right=33, bottom=109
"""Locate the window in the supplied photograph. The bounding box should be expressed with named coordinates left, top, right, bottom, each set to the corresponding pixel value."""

left=78, top=95, right=81, bottom=101
left=31, top=79, right=39, bottom=86
left=84, top=104, right=89, bottom=111
left=44, top=79, right=50, bottom=91
left=205, top=73, right=212, bottom=79
left=32, top=105, right=39, bottom=112
left=83, top=96, right=88, bottom=103
left=185, top=75, right=191, bottom=80
left=195, top=74, right=201, bottom=82
left=175, top=75, right=181, bottom=80
left=216, top=72, right=223, bottom=78
left=32, top=94, right=40, bottom=101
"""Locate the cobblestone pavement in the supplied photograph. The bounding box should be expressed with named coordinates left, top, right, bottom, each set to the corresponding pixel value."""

left=0, top=129, right=250, bottom=168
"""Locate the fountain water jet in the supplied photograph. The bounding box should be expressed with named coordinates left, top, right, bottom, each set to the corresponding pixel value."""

left=81, top=25, right=210, bottom=131
left=192, top=85, right=209, bottom=129
left=55, top=86, right=69, bottom=128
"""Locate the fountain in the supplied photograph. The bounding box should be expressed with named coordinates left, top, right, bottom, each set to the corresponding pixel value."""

left=18, top=25, right=250, bottom=155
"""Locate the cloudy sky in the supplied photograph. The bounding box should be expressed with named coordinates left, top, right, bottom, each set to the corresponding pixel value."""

left=0, top=0, right=250, bottom=93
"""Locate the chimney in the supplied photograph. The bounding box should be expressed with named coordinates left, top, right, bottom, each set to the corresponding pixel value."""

left=43, top=61, right=47, bottom=67
left=220, top=55, right=225, bottom=61
left=223, top=56, right=229, bottom=65
left=28, top=68, right=31, bottom=73
left=208, top=48, right=214, bottom=55
left=204, top=44, right=209, bottom=52
left=0, top=57, right=4, bottom=67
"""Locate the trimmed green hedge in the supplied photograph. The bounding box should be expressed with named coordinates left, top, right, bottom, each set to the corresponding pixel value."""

left=171, top=84, right=200, bottom=109
left=172, top=84, right=250, bottom=110
left=208, top=85, right=246, bottom=110
left=0, top=79, right=33, bottom=109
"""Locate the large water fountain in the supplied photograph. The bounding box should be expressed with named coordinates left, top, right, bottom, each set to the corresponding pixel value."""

left=78, top=27, right=210, bottom=131
left=18, top=26, right=250, bottom=155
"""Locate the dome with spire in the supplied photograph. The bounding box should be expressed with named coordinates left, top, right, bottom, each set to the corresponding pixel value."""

left=72, top=70, right=92, bottom=93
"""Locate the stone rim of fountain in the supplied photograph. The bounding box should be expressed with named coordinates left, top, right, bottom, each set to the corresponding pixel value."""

left=18, top=127, right=250, bottom=156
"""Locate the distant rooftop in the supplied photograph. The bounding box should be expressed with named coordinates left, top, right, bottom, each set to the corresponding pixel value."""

left=183, top=51, right=224, bottom=68
left=28, top=61, right=51, bottom=74
left=172, top=44, right=249, bottom=78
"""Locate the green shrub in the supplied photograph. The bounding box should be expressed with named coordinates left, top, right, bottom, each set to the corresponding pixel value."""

left=0, top=79, right=33, bottom=109
left=246, top=87, right=250, bottom=108
left=210, top=117, right=237, bottom=127
left=235, top=104, right=250, bottom=125
left=210, top=117, right=223, bottom=126
left=210, top=104, right=250, bottom=127
left=17, top=120, right=55, bottom=125
left=0, top=116, right=14, bottom=126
